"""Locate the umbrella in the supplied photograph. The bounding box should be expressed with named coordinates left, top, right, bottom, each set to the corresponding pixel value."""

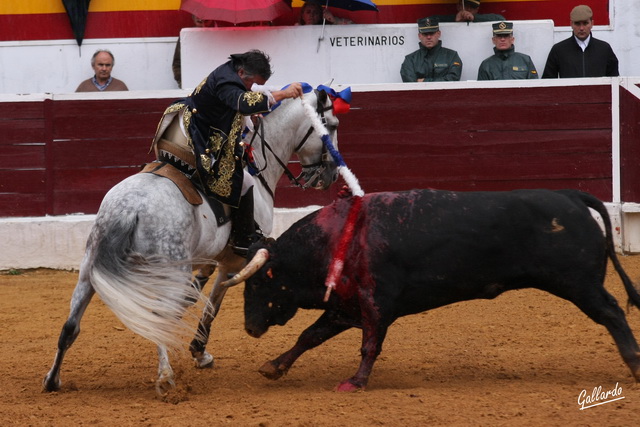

left=62, top=0, right=92, bottom=49
left=308, top=0, right=378, bottom=51
left=306, top=0, right=377, bottom=12
left=180, top=0, right=291, bottom=25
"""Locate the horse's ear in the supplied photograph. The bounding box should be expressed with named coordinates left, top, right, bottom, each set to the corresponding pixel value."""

left=316, top=89, right=328, bottom=105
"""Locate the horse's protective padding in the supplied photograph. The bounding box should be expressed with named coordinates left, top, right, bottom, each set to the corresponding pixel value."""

left=140, top=162, right=203, bottom=205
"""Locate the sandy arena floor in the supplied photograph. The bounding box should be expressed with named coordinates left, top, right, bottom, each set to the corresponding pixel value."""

left=1, top=257, right=640, bottom=426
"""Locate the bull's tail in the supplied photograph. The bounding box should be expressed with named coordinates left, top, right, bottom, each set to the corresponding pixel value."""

left=569, top=190, right=640, bottom=311
left=89, top=212, right=203, bottom=350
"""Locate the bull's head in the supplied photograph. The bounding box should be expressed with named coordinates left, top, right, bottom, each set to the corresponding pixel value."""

left=223, top=243, right=298, bottom=338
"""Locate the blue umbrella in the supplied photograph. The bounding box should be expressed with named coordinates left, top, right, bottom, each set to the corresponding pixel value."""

left=310, top=0, right=378, bottom=12
left=309, top=0, right=378, bottom=50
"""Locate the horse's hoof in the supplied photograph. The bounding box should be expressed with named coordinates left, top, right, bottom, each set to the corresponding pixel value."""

left=155, top=377, right=176, bottom=397
left=193, top=351, right=214, bottom=369
left=258, top=360, right=287, bottom=380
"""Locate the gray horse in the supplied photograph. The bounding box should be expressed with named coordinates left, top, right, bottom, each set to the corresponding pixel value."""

left=43, top=89, right=340, bottom=397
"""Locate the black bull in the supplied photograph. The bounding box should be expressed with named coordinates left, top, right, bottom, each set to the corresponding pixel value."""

left=225, top=189, right=640, bottom=391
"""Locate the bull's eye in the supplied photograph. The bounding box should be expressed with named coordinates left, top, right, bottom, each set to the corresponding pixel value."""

left=267, top=301, right=273, bottom=309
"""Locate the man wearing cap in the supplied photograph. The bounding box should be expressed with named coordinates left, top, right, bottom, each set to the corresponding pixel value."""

left=542, top=5, right=619, bottom=78
left=477, top=22, right=537, bottom=80
left=431, top=0, right=505, bottom=23
left=400, top=17, right=462, bottom=82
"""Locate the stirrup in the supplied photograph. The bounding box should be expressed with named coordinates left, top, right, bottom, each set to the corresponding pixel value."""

left=230, top=231, right=265, bottom=257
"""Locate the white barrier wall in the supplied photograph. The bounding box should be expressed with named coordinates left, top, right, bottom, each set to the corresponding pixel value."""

left=181, top=21, right=554, bottom=88
left=0, top=207, right=320, bottom=271
left=2, top=11, right=640, bottom=94
left=0, top=204, right=624, bottom=271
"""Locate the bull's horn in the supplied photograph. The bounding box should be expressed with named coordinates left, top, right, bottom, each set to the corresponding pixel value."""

left=222, top=248, right=270, bottom=287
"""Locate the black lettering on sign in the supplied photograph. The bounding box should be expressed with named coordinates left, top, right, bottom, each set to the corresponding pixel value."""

left=328, top=35, right=405, bottom=47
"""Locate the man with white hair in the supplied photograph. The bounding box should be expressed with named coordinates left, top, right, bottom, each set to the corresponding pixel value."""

left=76, top=49, right=129, bottom=92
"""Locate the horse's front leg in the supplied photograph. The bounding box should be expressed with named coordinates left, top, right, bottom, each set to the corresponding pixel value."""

left=189, top=267, right=230, bottom=368
left=43, top=268, right=95, bottom=392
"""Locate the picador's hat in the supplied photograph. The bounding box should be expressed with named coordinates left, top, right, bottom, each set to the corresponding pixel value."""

left=418, top=17, right=439, bottom=33
left=492, top=21, right=513, bottom=35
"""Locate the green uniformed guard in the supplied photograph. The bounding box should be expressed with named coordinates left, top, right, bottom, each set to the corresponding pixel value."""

left=477, top=21, right=538, bottom=80
left=400, top=17, right=463, bottom=82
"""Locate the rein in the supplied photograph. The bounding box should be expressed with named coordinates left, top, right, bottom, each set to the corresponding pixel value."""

left=246, top=91, right=332, bottom=199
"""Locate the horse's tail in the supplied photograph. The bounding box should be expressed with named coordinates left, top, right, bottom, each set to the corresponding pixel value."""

left=89, top=211, right=202, bottom=350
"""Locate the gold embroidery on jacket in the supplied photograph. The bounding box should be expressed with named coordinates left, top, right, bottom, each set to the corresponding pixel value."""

left=243, top=91, right=264, bottom=106
left=208, top=128, right=225, bottom=154
left=192, top=77, right=207, bottom=95
left=207, top=112, right=243, bottom=197
left=200, top=154, right=212, bottom=173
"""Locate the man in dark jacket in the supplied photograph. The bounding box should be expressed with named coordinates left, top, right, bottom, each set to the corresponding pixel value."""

left=153, top=50, right=303, bottom=255
left=400, top=17, right=462, bottom=82
left=478, top=22, right=538, bottom=80
left=542, top=5, right=619, bottom=78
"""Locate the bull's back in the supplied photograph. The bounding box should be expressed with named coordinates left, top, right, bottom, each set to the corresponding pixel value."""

left=356, top=189, right=607, bottom=313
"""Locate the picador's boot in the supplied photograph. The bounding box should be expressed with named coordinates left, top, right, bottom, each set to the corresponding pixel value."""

left=230, top=187, right=263, bottom=257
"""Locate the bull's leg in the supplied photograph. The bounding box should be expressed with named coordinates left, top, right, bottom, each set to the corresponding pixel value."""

left=258, top=311, right=351, bottom=381
left=336, top=285, right=386, bottom=392
left=571, top=288, right=640, bottom=381
left=155, top=345, right=175, bottom=397
left=42, top=270, right=95, bottom=392
left=189, top=266, right=227, bottom=368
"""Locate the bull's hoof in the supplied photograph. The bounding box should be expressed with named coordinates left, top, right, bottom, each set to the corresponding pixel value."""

left=258, top=360, right=287, bottom=380
left=335, top=379, right=365, bottom=392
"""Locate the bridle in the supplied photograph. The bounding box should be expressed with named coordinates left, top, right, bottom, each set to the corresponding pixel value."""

left=246, top=90, right=335, bottom=199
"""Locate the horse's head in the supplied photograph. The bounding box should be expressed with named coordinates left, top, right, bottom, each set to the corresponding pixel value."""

left=294, top=89, right=339, bottom=190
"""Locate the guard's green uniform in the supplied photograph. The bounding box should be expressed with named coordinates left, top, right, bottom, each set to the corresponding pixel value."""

left=401, top=41, right=463, bottom=82
left=477, top=46, right=538, bottom=80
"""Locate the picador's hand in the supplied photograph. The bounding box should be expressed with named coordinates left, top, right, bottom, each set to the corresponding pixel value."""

left=272, top=82, right=304, bottom=102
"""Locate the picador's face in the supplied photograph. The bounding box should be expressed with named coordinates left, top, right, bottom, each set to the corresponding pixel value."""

left=238, top=68, right=267, bottom=91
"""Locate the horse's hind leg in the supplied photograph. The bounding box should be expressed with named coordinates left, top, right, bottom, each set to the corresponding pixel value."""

left=42, top=268, right=95, bottom=392
left=156, top=345, right=175, bottom=397
left=189, top=266, right=229, bottom=368
left=571, top=287, right=640, bottom=381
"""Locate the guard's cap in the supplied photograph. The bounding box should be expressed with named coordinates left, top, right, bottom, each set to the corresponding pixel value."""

left=461, top=0, right=480, bottom=6
left=492, top=21, right=513, bottom=35
left=570, top=5, right=593, bottom=22
left=418, top=17, right=439, bottom=33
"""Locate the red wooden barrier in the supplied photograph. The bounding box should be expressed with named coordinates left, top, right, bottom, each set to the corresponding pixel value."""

left=1, top=83, right=639, bottom=218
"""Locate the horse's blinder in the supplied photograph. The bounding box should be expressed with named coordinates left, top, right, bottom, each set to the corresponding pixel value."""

left=295, top=89, right=336, bottom=189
